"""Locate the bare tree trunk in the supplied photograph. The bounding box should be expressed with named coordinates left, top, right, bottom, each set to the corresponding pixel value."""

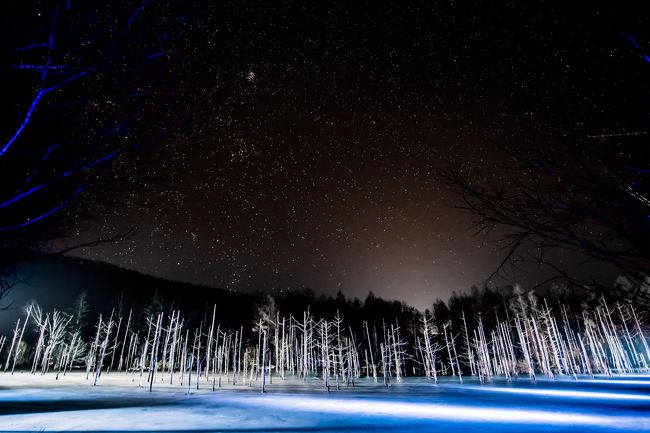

left=261, top=329, right=268, bottom=393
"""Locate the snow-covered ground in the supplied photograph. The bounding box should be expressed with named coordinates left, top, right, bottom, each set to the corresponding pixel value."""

left=1, top=372, right=649, bottom=432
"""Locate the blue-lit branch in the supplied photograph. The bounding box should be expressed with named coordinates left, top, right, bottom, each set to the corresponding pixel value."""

left=1, top=0, right=164, bottom=234
left=2, top=106, right=140, bottom=211
left=22, top=144, right=61, bottom=186
left=41, top=69, right=90, bottom=93
left=1, top=0, right=149, bottom=159
left=0, top=185, right=84, bottom=232
left=62, top=150, right=120, bottom=177
left=0, top=91, right=45, bottom=157
left=623, top=34, right=641, bottom=49
left=0, top=148, right=120, bottom=210
left=13, top=43, right=49, bottom=52
left=128, top=0, right=149, bottom=27
left=11, top=64, right=71, bottom=71
left=145, top=51, right=165, bottom=60
left=621, top=33, right=650, bottom=64
left=625, top=164, right=650, bottom=174
left=0, top=67, right=92, bottom=158
left=0, top=6, right=57, bottom=158
left=0, top=185, right=47, bottom=210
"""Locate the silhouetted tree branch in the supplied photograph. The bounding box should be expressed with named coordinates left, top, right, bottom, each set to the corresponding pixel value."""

left=448, top=28, right=650, bottom=302
left=448, top=133, right=650, bottom=302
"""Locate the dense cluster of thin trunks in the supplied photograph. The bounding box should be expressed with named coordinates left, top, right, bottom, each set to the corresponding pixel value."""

left=0, top=294, right=648, bottom=392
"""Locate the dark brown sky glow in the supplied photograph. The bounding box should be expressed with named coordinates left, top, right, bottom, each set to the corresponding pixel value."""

left=69, top=1, right=647, bottom=309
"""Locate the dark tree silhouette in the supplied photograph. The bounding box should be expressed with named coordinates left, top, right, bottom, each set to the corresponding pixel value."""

left=0, top=1, right=191, bottom=293
left=448, top=31, right=650, bottom=302
left=450, top=135, right=649, bottom=294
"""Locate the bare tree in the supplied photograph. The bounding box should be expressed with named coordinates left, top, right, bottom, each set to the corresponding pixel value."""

left=448, top=134, right=650, bottom=302
left=0, top=0, right=189, bottom=297
left=447, top=31, right=650, bottom=303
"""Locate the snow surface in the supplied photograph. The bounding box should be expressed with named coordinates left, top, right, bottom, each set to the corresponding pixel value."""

left=1, top=372, right=649, bottom=432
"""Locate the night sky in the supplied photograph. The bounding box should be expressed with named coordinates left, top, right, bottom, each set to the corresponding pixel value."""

left=67, top=1, right=647, bottom=310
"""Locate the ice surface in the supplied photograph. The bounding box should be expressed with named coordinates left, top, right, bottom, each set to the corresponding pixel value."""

left=1, top=372, right=649, bottom=432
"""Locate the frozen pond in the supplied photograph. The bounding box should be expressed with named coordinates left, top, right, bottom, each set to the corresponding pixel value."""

left=1, top=372, right=649, bottom=432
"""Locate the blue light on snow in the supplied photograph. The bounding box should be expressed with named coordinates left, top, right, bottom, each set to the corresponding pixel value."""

left=473, top=386, right=650, bottom=401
